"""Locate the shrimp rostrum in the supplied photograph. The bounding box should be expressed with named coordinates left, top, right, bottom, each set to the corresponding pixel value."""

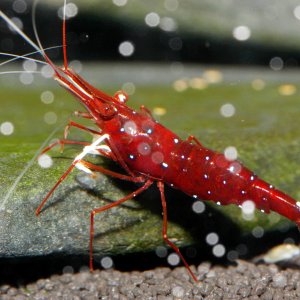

left=1, top=3, right=300, bottom=282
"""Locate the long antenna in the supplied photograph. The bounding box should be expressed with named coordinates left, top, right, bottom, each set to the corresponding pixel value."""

left=62, top=0, right=69, bottom=69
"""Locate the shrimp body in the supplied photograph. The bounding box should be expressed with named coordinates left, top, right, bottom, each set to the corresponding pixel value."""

left=1, top=3, right=300, bottom=282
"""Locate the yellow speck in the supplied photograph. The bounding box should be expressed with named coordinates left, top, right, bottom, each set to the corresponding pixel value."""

left=203, top=69, right=223, bottom=83
left=278, top=84, right=297, bottom=96
left=173, top=79, right=188, bottom=92
left=153, top=107, right=167, bottom=116
left=251, top=79, right=265, bottom=91
left=189, top=77, right=208, bottom=90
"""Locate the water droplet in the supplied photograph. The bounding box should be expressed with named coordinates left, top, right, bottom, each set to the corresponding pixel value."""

left=22, top=60, right=37, bottom=72
left=224, top=146, right=238, bottom=161
left=159, top=17, right=177, bottom=31
left=44, top=112, right=57, bottom=125
left=241, top=200, right=255, bottom=215
left=252, top=226, right=264, bottom=238
left=41, top=65, right=55, bottom=78
left=19, top=72, right=34, bottom=85
left=13, top=0, right=27, bottom=14
left=121, top=82, right=135, bottom=95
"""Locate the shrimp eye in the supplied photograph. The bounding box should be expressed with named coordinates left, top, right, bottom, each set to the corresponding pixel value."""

left=114, top=90, right=129, bottom=104
left=99, top=103, right=117, bottom=119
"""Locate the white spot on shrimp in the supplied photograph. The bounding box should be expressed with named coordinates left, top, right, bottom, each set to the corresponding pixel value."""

left=241, top=190, right=246, bottom=195
left=229, top=162, right=242, bottom=174
left=181, top=155, right=185, bottom=159
left=250, top=175, right=255, bottom=181
left=129, top=154, right=135, bottom=160
left=162, top=162, right=168, bottom=168
left=212, top=244, right=226, bottom=257
left=192, top=195, right=197, bottom=199
left=204, top=174, right=209, bottom=179
left=124, top=121, right=137, bottom=135
left=269, top=185, right=274, bottom=189
left=38, top=154, right=53, bottom=168
left=207, top=190, right=211, bottom=195
left=40, top=91, right=54, bottom=104
left=224, top=146, right=238, bottom=161
left=261, top=209, right=265, bottom=213
left=119, top=41, right=135, bottom=57
left=223, top=180, right=227, bottom=185
left=147, top=128, right=153, bottom=134
left=205, top=156, right=210, bottom=161
left=151, top=151, right=164, bottom=164
left=114, top=91, right=128, bottom=103
left=174, top=138, right=179, bottom=144
left=216, top=201, right=221, bottom=205
left=137, top=142, right=151, bottom=156
left=167, top=253, right=180, bottom=266
left=206, top=232, right=219, bottom=245
left=120, top=128, right=125, bottom=132
left=0, top=122, right=14, bottom=136
left=297, top=202, right=300, bottom=207
left=192, top=201, right=205, bottom=214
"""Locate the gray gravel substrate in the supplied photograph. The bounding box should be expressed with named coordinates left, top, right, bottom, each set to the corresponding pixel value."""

left=1, top=260, right=300, bottom=299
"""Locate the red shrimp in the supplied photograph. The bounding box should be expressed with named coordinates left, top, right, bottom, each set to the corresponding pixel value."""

left=1, top=2, right=300, bottom=283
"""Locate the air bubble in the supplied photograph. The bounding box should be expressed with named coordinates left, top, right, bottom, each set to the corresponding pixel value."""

left=270, top=57, right=283, bottom=71
left=159, top=17, right=177, bottom=31
left=44, top=112, right=58, bottom=125
left=38, top=154, right=53, bottom=168
left=252, top=226, right=264, bottom=238
left=0, top=122, right=14, bottom=135
left=100, top=256, right=113, bottom=269
left=155, top=246, right=167, bottom=258
left=151, top=151, right=164, bottom=164
left=145, top=12, right=160, bottom=27
left=41, top=65, right=55, bottom=78
left=220, top=103, right=235, bottom=118
left=122, top=82, right=135, bottom=95
left=232, top=25, right=251, bottom=41
left=13, top=0, right=27, bottom=14
left=119, top=41, right=135, bottom=57
left=167, top=253, right=180, bottom=266
left=41, top=91, right=54, bottom=104
left=22, top=60, right=37, bottom=72
left=124, top=121, right=137, bottom=135
left=113, top=0, right=127, bottom=6
left=212, top=244, right=226, bottom=257
left=224, top=146, right=238, bottom=161
left=19, top=72, right=34, bottom=85
left=206, top=232, right=219, bottom=246
left=137, top=142, right=151, bottom=156
left=192, top=201, right=205, bottom=214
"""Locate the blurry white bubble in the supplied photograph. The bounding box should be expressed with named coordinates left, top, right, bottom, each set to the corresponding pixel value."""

left=155, top=246, right=168, bottom=258
left=173, top=79, right=188, bottom=92
left=13, top=0, right=27, bottom=14
left=159, top=17, right=177, bottom=31
left=44, top=111, right=58, bottom=125
left=121, top=82, right=135, bottom=95
left=137, top=142, right=151, bottom=156
left=169, top=37, right=182, bottom=51
left=252, top=226, right=264, bottom=238
left=41, top=90, right=54, bottom=104
left=145, top=12, right=160, bottom=27
left=100, top=256, right=113, bottom=269
left=70, top=60, right=82, bottom=73
left=220, top=103, right=235, bottom=117
left=241, top=200, right=255, bottom=215
left=38, top=154, right=53, bottom=168
left=192, top=201, right=205, bottom=214
left=270, top=57, right=283, bottom=71
left=252, top=79, right=265, bottom=91
left=164, top=0, right=179, bottom=11
left=124, top=121, right=137, bottom=135
left=58, top=2, right=78, bottom=19
left=9, top=17, right=23, bottom=32
left=232, top=25, right=251, bottom=41
left=113, top=0, right=127, bottom=6
left=167, top=253, right=180, bottom=266
left=227, top=250, right=238, bottom=261
left=0, top=122, right=14, bottom=135
left=119, top=41, right=135, bottom=57
left=206, top=232, right=219, bottom=246
left=228, top=162, right=242, bottom=174
left=212, top=244, right=226, bottom=257
left=172, top=286, right=185, bottom=297
left=224, top=146, right=238, bottom=161
left=62, top=265, right=74, bottom=274
left=19, top=72, right=34, bottom=85
left=22, top=60, right=37, bottom=72
left=41, top=65, right=55, bottom=78
left=151, top=151, right=164, bottom=164
left=294, top=6, right=300, bottom=20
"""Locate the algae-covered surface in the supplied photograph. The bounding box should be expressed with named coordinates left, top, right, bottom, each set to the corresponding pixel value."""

left=1, top=64, right=300, bottom=260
